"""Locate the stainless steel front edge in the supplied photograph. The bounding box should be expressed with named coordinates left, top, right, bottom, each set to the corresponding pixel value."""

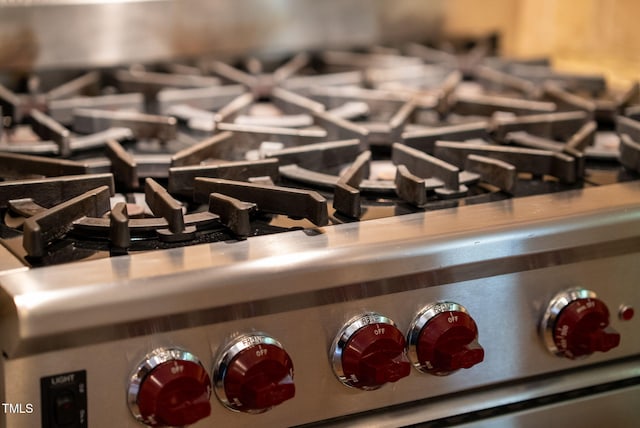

left=1, top=182, right=639, bottom=358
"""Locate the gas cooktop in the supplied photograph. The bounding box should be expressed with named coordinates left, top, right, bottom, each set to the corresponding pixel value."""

left=1, top=44, right=639, bottom=269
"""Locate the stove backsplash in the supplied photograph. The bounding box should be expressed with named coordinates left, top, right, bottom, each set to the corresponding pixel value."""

left=0, top=0, right=444, bottom=72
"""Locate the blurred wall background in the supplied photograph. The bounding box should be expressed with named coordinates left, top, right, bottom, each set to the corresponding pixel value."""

left=442, top=0, right=640, bottom=88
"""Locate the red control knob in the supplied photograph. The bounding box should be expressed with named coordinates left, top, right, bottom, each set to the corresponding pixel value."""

left=331, top=313, right=411, bottom=390
left=408, top=302, right=484, bottom=375
left=214, top=333, right=295, bottom=413
left=542, top=289, right=620, bottom=359
left=128, top=348, right=211, bottom=427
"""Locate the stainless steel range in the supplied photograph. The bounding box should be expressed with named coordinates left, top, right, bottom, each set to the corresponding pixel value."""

left=1, top=2, right=640, bottom=427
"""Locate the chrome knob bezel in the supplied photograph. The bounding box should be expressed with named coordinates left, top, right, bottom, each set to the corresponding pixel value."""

left=212, top=332, right=285, bottom=413
left=540, top=287, right=597, bottom=357
left=407, top=301, right=469, bottom=374
left=127, top=347, right=205, bottom=424
left=329, top=312, right=397, bottom=390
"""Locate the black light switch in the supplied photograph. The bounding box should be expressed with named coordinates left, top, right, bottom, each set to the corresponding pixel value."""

left=54, top=389, right=77, bottom=426
left=40, top=370, right=87, bottom=428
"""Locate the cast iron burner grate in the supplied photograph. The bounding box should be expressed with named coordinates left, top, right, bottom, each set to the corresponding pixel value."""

left=1, top=43, right=640, bottom=266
